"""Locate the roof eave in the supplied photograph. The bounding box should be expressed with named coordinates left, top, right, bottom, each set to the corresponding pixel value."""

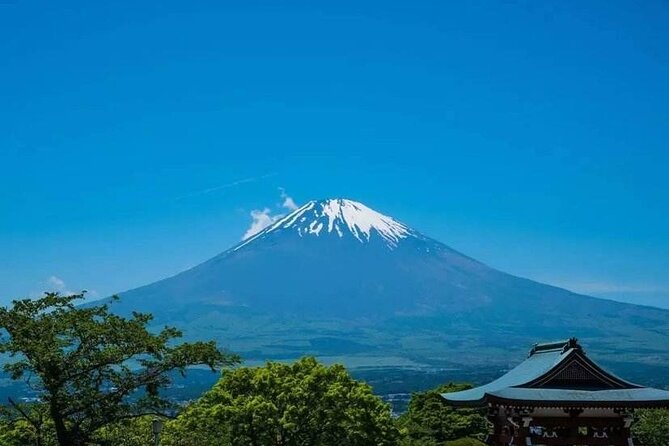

left=439, top=394, right=487, bottom=407
left=485, top=394, right=669, bottom=409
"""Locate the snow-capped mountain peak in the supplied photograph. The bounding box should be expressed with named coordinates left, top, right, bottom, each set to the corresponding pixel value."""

left=235, top=198, right=414, bottom=250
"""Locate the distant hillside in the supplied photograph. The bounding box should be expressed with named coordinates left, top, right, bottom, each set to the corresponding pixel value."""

left=101, top=199, right=669, bottom=378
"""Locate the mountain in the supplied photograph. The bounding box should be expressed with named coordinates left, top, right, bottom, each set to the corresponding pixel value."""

left=121, top=199, right=498, bottom=317
left=109, top=199, right=669, bottom=378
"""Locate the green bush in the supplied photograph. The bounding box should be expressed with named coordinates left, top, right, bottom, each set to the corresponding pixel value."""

left=396, top=383, right=488, bottom=446
left=633, top=409, right=669, bottom=446
left=445, top=438, right=487, bottom=446
left=163, top=357, right=399, bottom=446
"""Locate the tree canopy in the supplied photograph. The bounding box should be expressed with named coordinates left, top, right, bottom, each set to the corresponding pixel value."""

left=632, top=409, right=669, bottom=446
left=0, top=292, right=238, bottom=446
left=163, top=356, right=399, bottom=446
left=396, top=383, right=488, bottom=446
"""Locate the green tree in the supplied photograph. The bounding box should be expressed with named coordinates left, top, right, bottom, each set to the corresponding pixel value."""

left=0, top=292, right=239, bottom=446
left=0, top=403, right=57, bottom=446
left=0, top=418, right=45, bottom=446
left=396, top=383, right=488, bottom=446
left=92, top=415, right=160, bottom=446
left=632, top=409, right=669, bottom=446
left=163, top=357, right=399, bottom=446
left=0, top=410, right=163, bottom=446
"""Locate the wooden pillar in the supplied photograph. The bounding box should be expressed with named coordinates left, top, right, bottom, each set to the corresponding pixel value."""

left=622, top=413, right=634, bottom=446
left=517, top=416, right=532, bottom=446
left=486, top=405, right=501, bottom=446
left=486, top=405, right=512, bottom=446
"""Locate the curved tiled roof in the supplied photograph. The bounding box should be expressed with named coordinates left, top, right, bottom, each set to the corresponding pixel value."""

left=441, top=338, right=669, bottom=408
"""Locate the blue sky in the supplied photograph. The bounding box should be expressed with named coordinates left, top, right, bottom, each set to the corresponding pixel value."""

left=1, top=1, right=668, bottom=307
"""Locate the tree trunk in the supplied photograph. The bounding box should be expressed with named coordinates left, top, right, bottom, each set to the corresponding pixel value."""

left=49, top=402, right=70, bottom=446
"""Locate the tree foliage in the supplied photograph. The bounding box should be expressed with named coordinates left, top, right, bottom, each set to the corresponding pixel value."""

left=0, top=410, right=168, bottom=446
left=0, top=292, right=238, bottom=446
left=632, top=409, right=669, bottom=446
left=163, top=356, right=399, bottom=446
left=396, top=383, right=488, bottom=446
left=92, top=415, right=160, bottom=446
left=0, top=402, right=57, bottom=446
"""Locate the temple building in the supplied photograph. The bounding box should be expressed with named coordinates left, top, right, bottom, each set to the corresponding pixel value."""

left=441, top=338, right=669, bottom=446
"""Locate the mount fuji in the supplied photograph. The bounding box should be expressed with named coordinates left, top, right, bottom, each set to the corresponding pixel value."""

left=108, top=199, right=669, bottom=374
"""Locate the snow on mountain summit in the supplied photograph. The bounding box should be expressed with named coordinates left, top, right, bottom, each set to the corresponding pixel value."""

left=235, top=198, right=414, bottom=250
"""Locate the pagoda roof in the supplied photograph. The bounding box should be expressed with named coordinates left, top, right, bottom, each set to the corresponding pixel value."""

left=442, top=338, right=669, bottom=408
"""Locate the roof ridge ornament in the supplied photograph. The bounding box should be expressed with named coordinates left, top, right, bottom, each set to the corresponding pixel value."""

left=566, top=337, right=581, bottom=353
left=528, top=338, right=578, bottom=357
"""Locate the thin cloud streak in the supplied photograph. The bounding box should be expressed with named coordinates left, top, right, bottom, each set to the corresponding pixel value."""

left=540, top=277, right=669, bottom=295
left=176, top=172, right=277, bottom=200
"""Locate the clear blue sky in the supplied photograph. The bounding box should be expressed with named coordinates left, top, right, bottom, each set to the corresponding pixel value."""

left=1, top=1, right=668, bottom=307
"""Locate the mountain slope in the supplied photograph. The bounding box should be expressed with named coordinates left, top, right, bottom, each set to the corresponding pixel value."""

left=110, top=199, right=669, bottom=372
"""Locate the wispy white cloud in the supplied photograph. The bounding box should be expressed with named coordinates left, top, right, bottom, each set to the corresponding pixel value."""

left=279, top=188, right=298, bottom=211
left=177, top=172, right=277, bottom=200
left=241, top=189, right=300, bottom=240
left=544, top=279, right=669, bottom=308
left=26, top=276, right=93, bottom=300
left=47, top=275, right=66, bottom=290
left=574, top=282, right=669, bottom=294
left=540, top=277, right=669, bottom=295
left=242, top=208, right=282, bottom=240
left=45, top=275, right=77, bottom=295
